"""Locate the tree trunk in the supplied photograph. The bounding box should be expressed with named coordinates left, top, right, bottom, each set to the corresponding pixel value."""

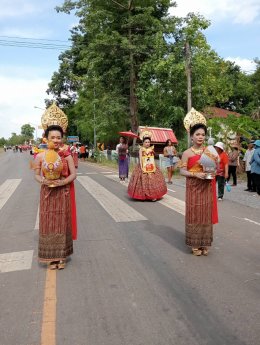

left=128, top=1, right=138, bottom=133
left=129, top=50, right=138, bottom=132
left=185, top=41, right=192, bottom=112
left=185, top=41, right=192, bottom=147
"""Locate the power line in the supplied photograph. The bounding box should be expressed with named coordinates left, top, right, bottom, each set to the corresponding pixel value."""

left=0, top=35, right=70, bottom=43
left=0, top=39, right=71, bottom=50
left=0, top=35, right=71, bottom=50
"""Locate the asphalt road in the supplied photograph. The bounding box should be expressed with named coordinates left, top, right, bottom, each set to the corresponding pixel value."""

left=0, top=150, right=259, bottom=345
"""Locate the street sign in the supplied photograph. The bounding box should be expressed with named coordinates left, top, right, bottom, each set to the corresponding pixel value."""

left=67, top=136, right=79, bottom=143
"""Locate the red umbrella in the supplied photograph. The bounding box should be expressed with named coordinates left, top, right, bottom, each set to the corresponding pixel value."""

left=118, top=130, right=139, bottom=139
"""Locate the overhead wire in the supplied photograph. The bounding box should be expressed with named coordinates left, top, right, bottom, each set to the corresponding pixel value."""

left=0, top=35, right=71, bottom=50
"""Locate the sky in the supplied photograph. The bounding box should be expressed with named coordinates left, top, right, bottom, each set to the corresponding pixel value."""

left=0, top=0, right=259, bottom=139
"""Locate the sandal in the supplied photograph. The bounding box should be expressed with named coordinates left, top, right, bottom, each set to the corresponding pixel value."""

left=49, top=261, right=59, bottom=270
left=201, top=247, right=209, bottom=256
left=57, top=260, right=66, bottom=270
left=192, top=248, right=202, bottom=256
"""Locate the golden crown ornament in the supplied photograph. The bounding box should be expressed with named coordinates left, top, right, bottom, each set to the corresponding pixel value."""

left=139, top=126, right=152, bottom=141
left=183, top=107, right=207, bottom=132
left=41, top=102, right=68, bottom=132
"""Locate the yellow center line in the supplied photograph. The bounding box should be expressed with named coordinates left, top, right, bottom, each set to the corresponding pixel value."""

left=41, top=269, right=57, bottom=345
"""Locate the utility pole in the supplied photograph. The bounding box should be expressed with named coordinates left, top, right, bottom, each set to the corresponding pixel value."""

left=93, top=84, right=97, bottom=150
left=185, top=41, right=192, bottom=147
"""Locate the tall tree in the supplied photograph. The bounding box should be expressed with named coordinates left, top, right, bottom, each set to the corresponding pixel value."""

left=50, top=0, right=175, bottom=135
left=21, top=124, right=35, bottom=139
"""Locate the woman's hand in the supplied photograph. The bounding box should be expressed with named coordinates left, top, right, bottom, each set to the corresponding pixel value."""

left=41, top=178, right=53, bottom=186
left=195, top=172, right=207, bottom=179
left=52, top=179, right=66, bottom=187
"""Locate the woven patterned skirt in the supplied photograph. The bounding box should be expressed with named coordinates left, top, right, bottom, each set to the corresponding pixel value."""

left=118, top=157, right=129, bottom=178
left=128, top=165, right=167, bottom=200
left=185, top=177, right=215, bottom=247
left=38, top=184, right=73, bottom=262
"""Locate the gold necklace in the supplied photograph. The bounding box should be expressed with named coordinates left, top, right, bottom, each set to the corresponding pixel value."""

left=191, top=146, right=204, bottom=155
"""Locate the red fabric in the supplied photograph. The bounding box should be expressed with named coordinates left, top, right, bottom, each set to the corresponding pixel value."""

left=187, top=154, right=218, bottom=225
left=79, top=146, right=85, bottom=154
left=187, top=155, right=201, bottom=170
left=70, top=182, right=78, bottom=240
left=211, top=179, right=218, bottom=224
left=59, top=149, right=78, bottom=240
left=128, top=165, right=167, bottom=200
left=217, top=152, right=228, bottom=176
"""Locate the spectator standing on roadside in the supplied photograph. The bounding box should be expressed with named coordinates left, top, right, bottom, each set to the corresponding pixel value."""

left=214, top=142, right=229, bottom=201
left=250, top=140, right=260, bottom=196
left=79, top=144, right=86, bottom=161
left=243, top=143, right=256, bottom=192
left=227, top=146, right=239, bottom=186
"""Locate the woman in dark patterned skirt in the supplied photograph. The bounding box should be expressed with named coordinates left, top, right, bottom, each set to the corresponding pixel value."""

left=33, top=124, right=77, bottom=269
left=180, top=122, right=218, bottom=256
left=116, top=136, right=129, bottom=182
left=128, top=129, right=167, bottom=201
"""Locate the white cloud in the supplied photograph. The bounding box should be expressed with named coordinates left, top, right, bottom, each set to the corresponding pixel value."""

left=0, top=0, right=62, bottom=18
left=170, top=0, right=260, bottom=24
left=225, top=57, right=257, bottom=73
left=0, top=75, right=50, bottom=139
left=0, top=0, right=38, bottom=18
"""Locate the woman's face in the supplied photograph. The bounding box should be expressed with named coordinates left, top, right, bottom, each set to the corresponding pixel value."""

left=143, top=139, right=151, bottom=148
left=167, top=140, right=172, bottom=146
left=191, top=128, right=206, bottom=146
left=119, top=137, right=124, bottom=144
left=47, top=130, right=62, bottom=149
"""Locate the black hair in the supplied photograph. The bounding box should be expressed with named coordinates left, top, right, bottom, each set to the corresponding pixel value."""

left=119, top=136, right=127, bottom=144
left=165, top=139, right=172, bottom=146
left=45, top=125, right=64, bottom=138
left=190, top=123, right=207, bottom=136
left=143, top=137, right=151, bottom=142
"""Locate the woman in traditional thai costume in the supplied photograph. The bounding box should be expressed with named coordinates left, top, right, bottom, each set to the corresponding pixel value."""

left=116, top=136, right=129, bottom=182
left=180, top=119, right=218, bottom=256
left=163, top=139, right=178, bottom=184
left=128, top=129, right=167, bottom=201
left=33, top=104, right=77, bottom=269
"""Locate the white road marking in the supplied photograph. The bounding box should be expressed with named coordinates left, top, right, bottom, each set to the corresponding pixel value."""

left=105, top=174, right=185, bottom=215
left=77, top=176, right=147, bottom=222
left=105, top=174, right=128, bottom=184
left=0, top=250, right=33, bottom=273
left=158, top=194, right=185, bottom=215
left=34, top=206, right=39, bottom=230
left=0, top=179, right=21, bottom=211
left=167, top=187, right=176, bottom=193
left=233, top=216, right=260, bottom=227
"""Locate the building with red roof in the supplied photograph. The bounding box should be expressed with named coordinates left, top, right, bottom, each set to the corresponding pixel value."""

left=203, top=106, right=241, bottom=119
left=138, top=126, right=178, bottom=144
left=137, top=126, right=178, bottom=157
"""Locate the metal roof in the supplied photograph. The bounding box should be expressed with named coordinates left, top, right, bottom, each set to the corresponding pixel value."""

left=138, top=126, right=178, bottom=144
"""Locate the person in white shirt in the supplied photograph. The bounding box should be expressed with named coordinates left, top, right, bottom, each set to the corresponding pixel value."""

left=243, top=143, right=255, bottom=192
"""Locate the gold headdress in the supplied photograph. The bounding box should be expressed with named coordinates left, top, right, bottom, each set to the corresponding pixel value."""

left=183, top=107, right=207, bottom=132
left=139, top=126, right=152, bottom=141
left=41, top=102, right=68, bottom=132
